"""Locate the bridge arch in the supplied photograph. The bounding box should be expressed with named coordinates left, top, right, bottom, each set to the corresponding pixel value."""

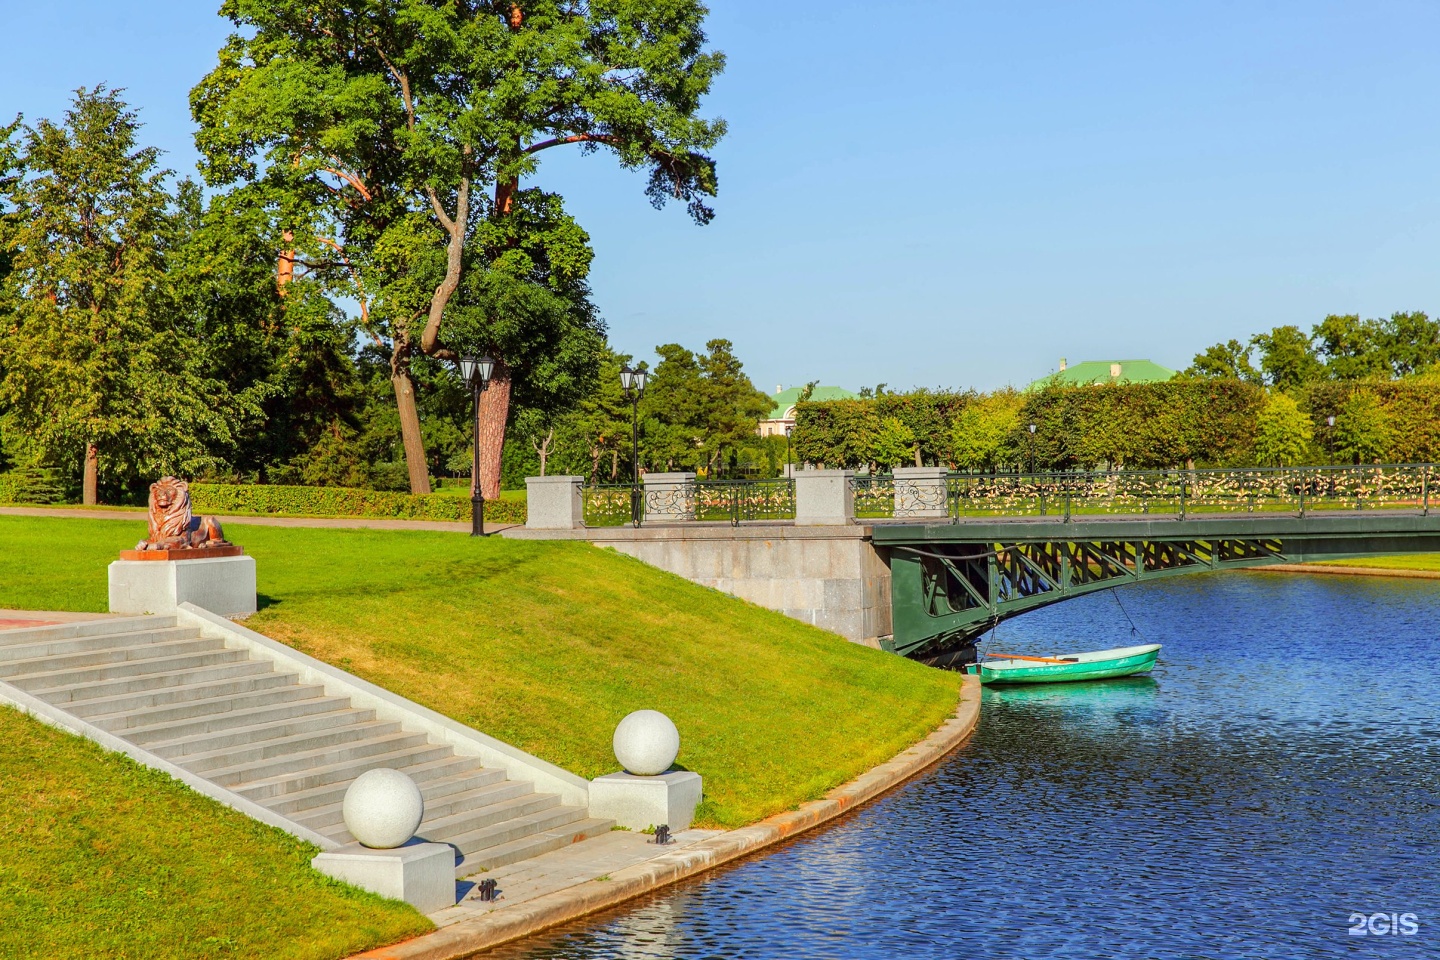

left=875, top=516, right=1440, bottom=664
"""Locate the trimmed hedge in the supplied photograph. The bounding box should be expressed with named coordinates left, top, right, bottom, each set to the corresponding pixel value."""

left=189, top=483, right=528, bottom=525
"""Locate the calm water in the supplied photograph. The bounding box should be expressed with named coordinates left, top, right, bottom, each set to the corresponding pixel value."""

left=490, top=573, right=1440, bottom=959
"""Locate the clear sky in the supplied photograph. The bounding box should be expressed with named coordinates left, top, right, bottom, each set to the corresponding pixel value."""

left=4, top=2, right=1440, bottom=396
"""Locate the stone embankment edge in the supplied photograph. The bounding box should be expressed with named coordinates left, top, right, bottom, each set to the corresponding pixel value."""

left=1254, top=564, right=1440, bottom=580
left=352, top=675, right=982, bottom=960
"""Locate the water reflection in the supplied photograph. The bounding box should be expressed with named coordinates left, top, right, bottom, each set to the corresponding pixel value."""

left=488, top=573, right=1440, bottom=959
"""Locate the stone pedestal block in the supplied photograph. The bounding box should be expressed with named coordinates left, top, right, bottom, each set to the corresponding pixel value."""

left=312, top=841, right=455, bottom=914
left=893, top=466, right=950, bottom=519
left=643, top=472, right=697, bottom=523
left=525, top=475, right=584, bottom=530
left=589, top=770, right=703, bottom=831
left=794, top=469, right=855, bottom=525
left=108, top=555, right=257, bottom=617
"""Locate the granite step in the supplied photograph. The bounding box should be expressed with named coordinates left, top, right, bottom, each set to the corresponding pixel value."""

left=0, top=615, right=170, bottom=646
left=122, top=695, right=354, bottom=746
left=250, top=756, right=496, bottom=814
left=301, top=778, right=542, bottom=836
left=165, top=715, right=396, bottom=767
left=199, top=727, right=432, bottom=784
left=0, top=635, right=222, bottom=678
left=6, top=648, right=250, bottom=691
left=24, top=659, right=275, bottom=704
left=456, top=817, right=616, bottom=877
left=0, top=626, right=200, bottom=662
left=83, top=680, right=323, bottom=728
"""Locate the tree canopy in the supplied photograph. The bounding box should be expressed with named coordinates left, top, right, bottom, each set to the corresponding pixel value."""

left=0, top=88, right=262, bottom=504
left=192, top=0, right=725, bottom=495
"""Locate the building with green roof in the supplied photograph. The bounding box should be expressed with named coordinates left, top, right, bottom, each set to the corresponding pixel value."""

left=759, top=385, right=857, bottom=437
left=1026, top=358, right=1176, bottom=391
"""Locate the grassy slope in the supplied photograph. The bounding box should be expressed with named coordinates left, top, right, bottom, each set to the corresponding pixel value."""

left=0, top=706, right=429, bottom=960
left=0, top=515, right=961, bottom=828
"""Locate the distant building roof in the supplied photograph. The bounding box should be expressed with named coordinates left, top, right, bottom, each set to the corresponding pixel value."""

left=1028, top=359, right=1176, bottom=391
left=766, top=385, right=857, bottom=420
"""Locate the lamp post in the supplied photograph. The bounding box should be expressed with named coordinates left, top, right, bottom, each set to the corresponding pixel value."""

left=1027, top=423, right=1037, bottom=474
left=459, top=354, right=496, bottom=537
left=784, top=423, right=794, bottom=478
left=619, top=364, right=647, bottom=525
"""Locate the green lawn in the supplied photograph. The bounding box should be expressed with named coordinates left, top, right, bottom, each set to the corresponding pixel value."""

left=0, top=515, right=961, bottom=828
left=0, top=705, right=430, bottom=960
left=1316, top=554, right=1440, bottom=572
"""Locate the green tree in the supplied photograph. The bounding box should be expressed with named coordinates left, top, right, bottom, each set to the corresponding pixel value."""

left=695, top=339, right=772, bottom=475
left=1312, top=313, right=1386, bottom=381
left=1251, top=325, right=1323, bottom=392
left=1184, top=339, right=1262, bottom=384
left=194, top=0, right=725, bottom=496
left=0, top=88, right=259, bottom=503
left=1377, top=311, right=1440, bottom=377
left=871, top=417, right=915, bottom=471
left=952, top=389, right=1022, bottom=470
left=1253, top=391, right=1314, bottom=466
left=1332, top=392, right=1392, bottom=464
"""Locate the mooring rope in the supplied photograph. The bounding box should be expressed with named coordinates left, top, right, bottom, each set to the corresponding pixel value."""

left=1109, top=586, right=1142, bottom=638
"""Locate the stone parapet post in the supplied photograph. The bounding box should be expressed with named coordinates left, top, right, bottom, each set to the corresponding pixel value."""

left=893, top=466, right=950, bottom=519
left=794, top=469, right=854, bottom=526
left=643, top=472, right=697, bottom=523
left=525, top=475, right=584, bottom=530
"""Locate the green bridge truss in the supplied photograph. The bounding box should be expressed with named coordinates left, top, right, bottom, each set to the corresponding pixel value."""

left=874, top=513, right=1440, bottom=663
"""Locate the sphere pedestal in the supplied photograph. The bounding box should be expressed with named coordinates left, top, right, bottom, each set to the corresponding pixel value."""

left=588, top=770, right=703, bottom=832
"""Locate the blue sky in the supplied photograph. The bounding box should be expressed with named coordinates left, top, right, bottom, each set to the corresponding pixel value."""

left=4, top=2, right=1440, bottom=395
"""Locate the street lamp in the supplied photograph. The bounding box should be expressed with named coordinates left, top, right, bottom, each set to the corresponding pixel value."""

left=1027, top=423, right=1037, bottom=474
left=459, top=353, right=496, bottom=537
left=619, top=364, right=647, bottom=525
left=784, top=423, right=794, bottom=478
left=1326, top=414, right=1337, bottom=465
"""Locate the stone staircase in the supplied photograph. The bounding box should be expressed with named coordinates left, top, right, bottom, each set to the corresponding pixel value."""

left=0, top=615, right=611, bottom=877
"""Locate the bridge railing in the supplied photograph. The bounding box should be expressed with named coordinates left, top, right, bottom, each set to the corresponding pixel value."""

left=581, top=478, right=796, bottom=527
left=940, top=463, right=1435, bottom=521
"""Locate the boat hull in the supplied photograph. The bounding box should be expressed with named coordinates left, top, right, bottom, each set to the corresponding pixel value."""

left=969, top=644, right=1161, bottom=685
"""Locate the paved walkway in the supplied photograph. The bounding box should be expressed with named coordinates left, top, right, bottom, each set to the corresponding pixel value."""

left=0, top=506, right=520, bottom=535
left=433, top=827, right=724, bottom=929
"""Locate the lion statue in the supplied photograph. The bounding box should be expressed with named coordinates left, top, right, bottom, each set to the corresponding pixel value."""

left=135, top=477, right=228, bottom=552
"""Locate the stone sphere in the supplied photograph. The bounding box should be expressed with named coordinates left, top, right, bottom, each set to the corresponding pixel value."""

left=343, top=768, right=424, bottom=848
left=613, top=710, right=680, bottom=776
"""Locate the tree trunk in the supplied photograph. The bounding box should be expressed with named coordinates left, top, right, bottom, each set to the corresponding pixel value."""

left=83, top=443, right=98, bottom=506
left=477, top=362, right=511, bottom=500
left=392, top=373, right=431, bottom=494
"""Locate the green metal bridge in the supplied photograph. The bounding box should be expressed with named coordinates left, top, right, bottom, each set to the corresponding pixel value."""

left=869, top=464, right=1440, bottom=665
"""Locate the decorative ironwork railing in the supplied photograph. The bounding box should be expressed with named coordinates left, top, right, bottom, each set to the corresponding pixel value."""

left=939, top=464, right=1436, bottom=522
left=581, top=479, right=796, bottom=527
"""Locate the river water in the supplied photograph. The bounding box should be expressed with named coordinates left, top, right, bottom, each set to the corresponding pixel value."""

left=488, top=573, right=1440, bottom=959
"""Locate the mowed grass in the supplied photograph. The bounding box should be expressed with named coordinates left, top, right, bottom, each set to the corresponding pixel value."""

left=0, top=706, right=430, bottom=960
left=0, top=515, right=962, bottom=828
left=1316, top=554, right=1440, bottom=572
